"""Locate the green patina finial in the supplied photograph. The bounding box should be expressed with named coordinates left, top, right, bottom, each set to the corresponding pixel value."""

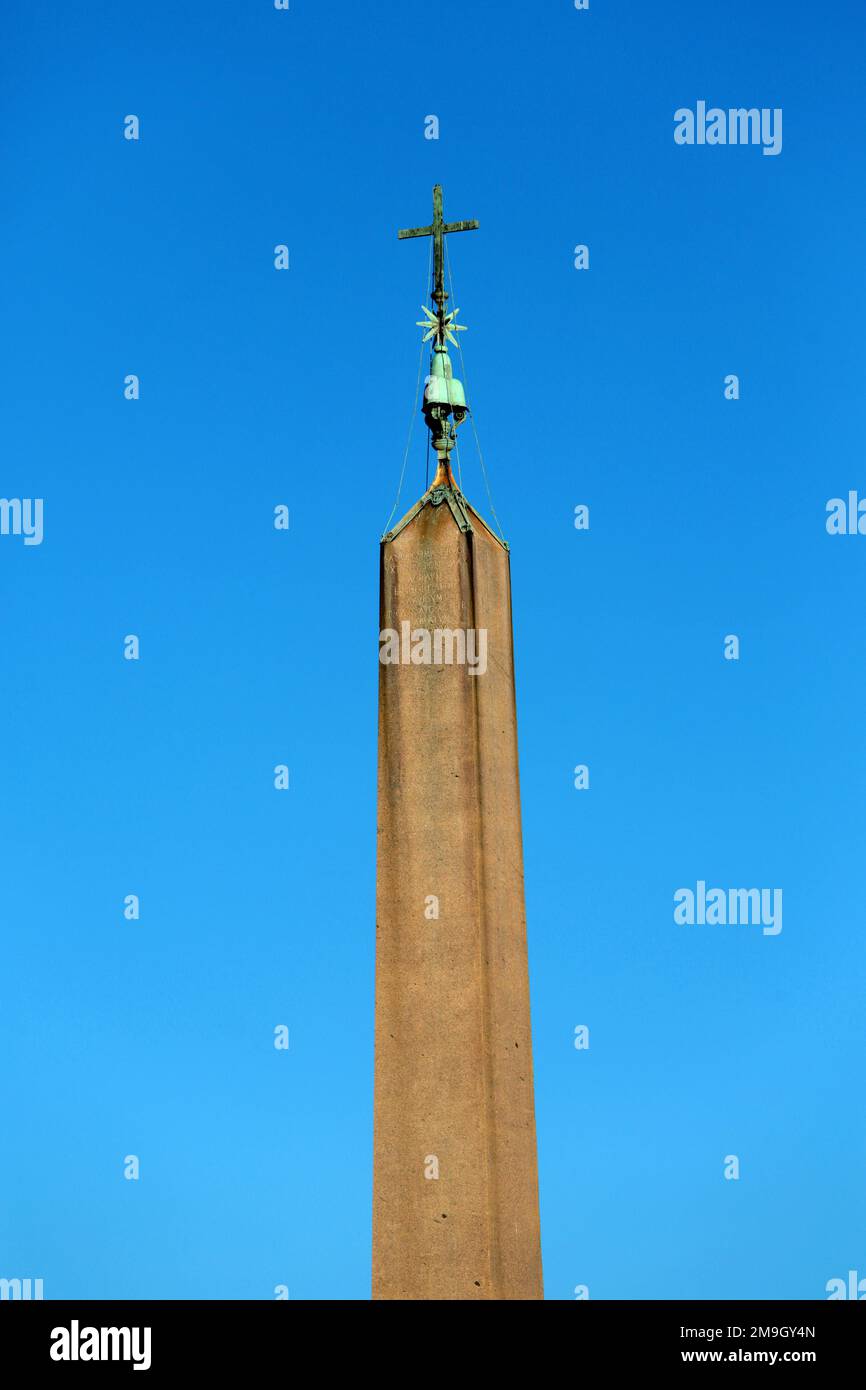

left=398, top=185, right=479, bottom=475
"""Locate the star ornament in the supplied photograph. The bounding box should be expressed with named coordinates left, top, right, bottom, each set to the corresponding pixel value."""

left=415, top=305, right=469, bottom=346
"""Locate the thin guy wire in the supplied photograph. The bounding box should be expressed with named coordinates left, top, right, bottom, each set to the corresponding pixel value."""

left=445, top=240, right=506, bottom=542
left=384, top=239, right=433, bottom=535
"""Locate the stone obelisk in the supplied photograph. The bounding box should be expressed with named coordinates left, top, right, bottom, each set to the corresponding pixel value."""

left=372, top=187, right=543, bottom=1300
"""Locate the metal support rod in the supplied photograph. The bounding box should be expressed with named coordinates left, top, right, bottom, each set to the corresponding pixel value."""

left=432, top=183, right=445, bottom=311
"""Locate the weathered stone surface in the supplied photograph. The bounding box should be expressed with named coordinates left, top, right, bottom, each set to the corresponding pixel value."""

left=373, top=492, right=543, bottom=1301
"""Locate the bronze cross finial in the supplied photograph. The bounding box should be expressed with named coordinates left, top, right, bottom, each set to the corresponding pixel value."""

left=398, top=185, right=479, bottom=336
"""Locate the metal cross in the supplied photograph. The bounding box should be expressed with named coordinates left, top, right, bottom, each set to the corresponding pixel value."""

left=398, top=184, right=479, bottom=336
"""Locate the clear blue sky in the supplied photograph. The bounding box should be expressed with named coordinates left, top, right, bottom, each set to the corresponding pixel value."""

left=2, top=0, right=865, bottom=1301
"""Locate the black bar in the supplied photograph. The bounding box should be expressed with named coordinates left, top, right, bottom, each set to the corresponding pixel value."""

left=0, top=1298, right=861, bottom=1374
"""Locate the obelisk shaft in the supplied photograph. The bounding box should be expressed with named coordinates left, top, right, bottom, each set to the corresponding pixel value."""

left=372, top=496, right=543, bottom=1300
